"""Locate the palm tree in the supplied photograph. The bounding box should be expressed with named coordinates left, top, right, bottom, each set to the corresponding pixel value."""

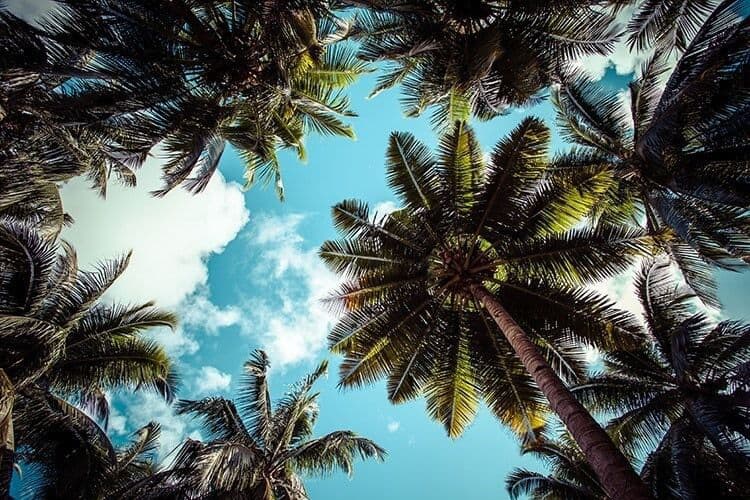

left=320, top=119, right=655, bottom=499
left=507, top=424, right=750, bottom=499
left=625, top=0, right=722, bottom=52
left=128, top=350, right=384, bottom=499
left=15, top=398, right=163, bottom=500
left=348, top=0, right=619, bottom=128
left=24, top=0, right=369, bottom=199
left=0, top=4, right=130, bottom=199
left=0, top=218, right=178, bottom=496
left=551, top=0, right=750, bottom=307
left=573, top=258, right=750, bottom=496
left=506, top=431, right=606, bottom=500
left=640, top=416, right=750, bottom=499
left=0, top=369, right=12, bottom=498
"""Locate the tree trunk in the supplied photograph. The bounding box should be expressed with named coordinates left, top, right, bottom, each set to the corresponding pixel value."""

left=469, top=283, right=652, bottom=500
left=0, top=370, right=14, bottom=499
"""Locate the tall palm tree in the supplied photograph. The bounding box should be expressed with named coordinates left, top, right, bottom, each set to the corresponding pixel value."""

left=24, top=0, right=369, bottom=199
left=573, top=258, right=750, bottom=495
left=625, top=0, right=722, bottom=52
left=506, top=425, right=750, bottom=499
left=640, top=416, right=750, bottom=499
left=128, top=350, right=384, bottom=499
left=0, top=4, right=129, bottom=199
left=320, top=119, right=656, bottom=499
left=1, top=4, right=101, bottom=243
left=348, top=0, right=619, bottom=128
left=552, top=0, right=750, bottom=306
left=15, top=400, right=163, bottom=500
left=0, top=369, right=12, bottom=499
left=0, top=218, right=178, bottom=497
left=506, top=431, right=606, bottom=500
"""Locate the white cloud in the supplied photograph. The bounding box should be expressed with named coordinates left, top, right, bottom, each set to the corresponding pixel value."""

left=573, top=4, right=651, bottom=81
left=583, top=346, right=602, bottom=367
left=60, top=155, right=248, bottom=455
left=142, top=288, right=243, bottom=360
left=108, top=405, right=128, bottom=435
left=6, top=0, right=55, bottom=23
left=151, top=325, right=200, bottom=359
left=181, top=289, right=242, bottom=335
left=60, top=155, right=249, bottom=309
left=114, top=392, right=194, bottom=459
left=373, top=200, right=399, bottom=216
left=594, top=257, right=723, bottom=335
left=594, top=265, right=644, bottom=318
left=194, top=366, right=232, bottom=394
left=387, top=420, right=400, bottom=433
left=240, top=214, right=339, bottom=368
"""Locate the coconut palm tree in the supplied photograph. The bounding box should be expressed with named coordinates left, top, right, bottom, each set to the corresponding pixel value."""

left=507, top=425, right=750, bottom=499
left=640, top=416, right=750, bottom=499
left=551, top=0, right=750, bottom=307
left=506, top=431, right=606, bottom=500
left=348, top=0, right=619, bottom=128
left=504, top=426, right=750, bottom=500
left=573, top=258, right=750, bottom=492
left=0, top=369, right=12, bottom=498
left=320, top=118, right=657, bottom=499
left=625, top=0, right=722, bottom=52
left=23, top=0, right=369, bottom=199
left=0, top=219, right=178, bottom=497
left=126, top=350, right=384, bottom=499
left=0, top=6, right=90, bottom=244
left=0, top=3, right=132, bottom=199
left=15, top=401, right=163, bottom=500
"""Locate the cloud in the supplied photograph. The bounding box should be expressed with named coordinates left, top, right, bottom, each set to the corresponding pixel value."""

left=240, top=214, right=339, bottom=368
left=387, top=420, right=400, bottom=433
left=594, top=265, right=643, bottom=318
left=573, top=4, right=651, bottom=81
left=6, top=0, right=55, bottom=23
left=141, top=287, right=243, bottom=360
left=60, top=156, right=248, bottom=455
left=108, top=405, right=128, bottom=435
left=112, top=392, right=198, bottom=459
left=373, top=200, right=399, bottom=216
left=60, top=155, right=249, bottom=309
left=194, top=366, right=232, bottom=394
left=180, top=289, right=242, bottom=335
left=594, top=257, right=723, bottom=334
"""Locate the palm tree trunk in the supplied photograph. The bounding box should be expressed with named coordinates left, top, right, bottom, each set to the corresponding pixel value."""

left=469, top=283, right=652, bottom=500
left=0, top=370, right=14, bottom=499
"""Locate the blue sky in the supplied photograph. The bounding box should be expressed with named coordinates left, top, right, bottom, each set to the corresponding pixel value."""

left=37, top=24, right=750, bottom=500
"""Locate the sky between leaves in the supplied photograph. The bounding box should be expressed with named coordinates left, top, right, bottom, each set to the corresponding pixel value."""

left=10, top=1, right=750, bottom=498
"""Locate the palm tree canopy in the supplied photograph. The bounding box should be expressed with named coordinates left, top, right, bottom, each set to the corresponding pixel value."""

left=626, top=0, right=722, bottom=52
left=506, top=431, right=606, bottom=500
left=320, top=118, right=655, bottom=439
left=552, top=0, right=750, bottom=306
left=640, top=415, right=750, bottom=499
left=15, top=395, right=162, bottom=500
left=0, top=218, right=178, bottom=417
left=131, top=350, right=384, bottom=499
left=573, top=259, right=750, bottom=492
left=0, top=218, right=178, bottom=496
left=350, top=0, right=619, bottom=128
left=18, top=0, right=369, bottom=199
left=0, top=4, right=133, bottom=199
